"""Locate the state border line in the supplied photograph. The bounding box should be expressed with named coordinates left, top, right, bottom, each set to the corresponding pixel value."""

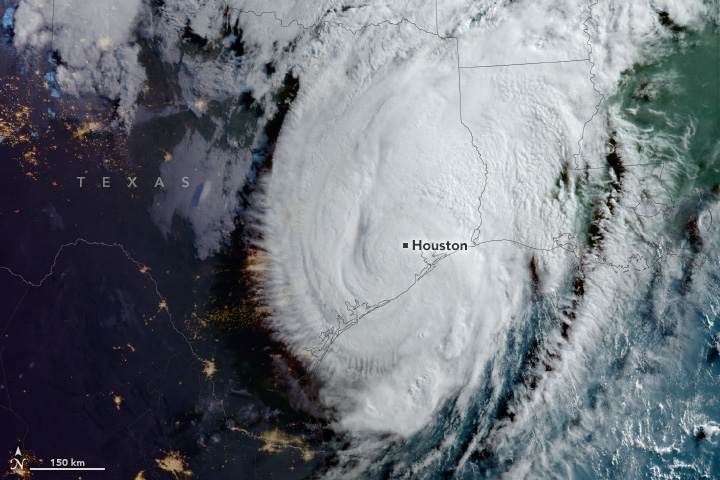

left=221, top=1, right=602, bottom=371
left=459, top=58, right=589, bottom=68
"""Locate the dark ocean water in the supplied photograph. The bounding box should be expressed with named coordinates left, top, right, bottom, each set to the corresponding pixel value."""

left=318, top=18, right=720, bottom=480
left=3, top=3, right=720, bottom=480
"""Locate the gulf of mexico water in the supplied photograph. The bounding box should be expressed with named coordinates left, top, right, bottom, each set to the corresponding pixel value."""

left=320, top=16, right=720, bottom=480
left=467, top=18, right=720, bottom=479
left=468, top=19, right=720, bottom=479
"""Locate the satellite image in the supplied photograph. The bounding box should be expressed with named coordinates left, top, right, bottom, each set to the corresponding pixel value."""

left=1, top=0, right=719, bottom=478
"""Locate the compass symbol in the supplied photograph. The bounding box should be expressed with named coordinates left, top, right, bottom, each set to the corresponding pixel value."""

left=9, top=446, right=27, bottom=471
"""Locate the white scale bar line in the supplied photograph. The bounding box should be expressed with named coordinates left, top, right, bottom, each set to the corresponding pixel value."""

left=31, top=467, right=106, bottom=471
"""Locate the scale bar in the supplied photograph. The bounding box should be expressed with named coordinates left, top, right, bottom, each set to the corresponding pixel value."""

left=31, top=467, right=106, bottom=471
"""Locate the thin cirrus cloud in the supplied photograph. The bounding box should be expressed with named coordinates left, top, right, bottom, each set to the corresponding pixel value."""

left=9, top=1, right=715, bottom=476
left=248, top=0, right=709, bottom=474
left=13, top=0, right=148, bottom=125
